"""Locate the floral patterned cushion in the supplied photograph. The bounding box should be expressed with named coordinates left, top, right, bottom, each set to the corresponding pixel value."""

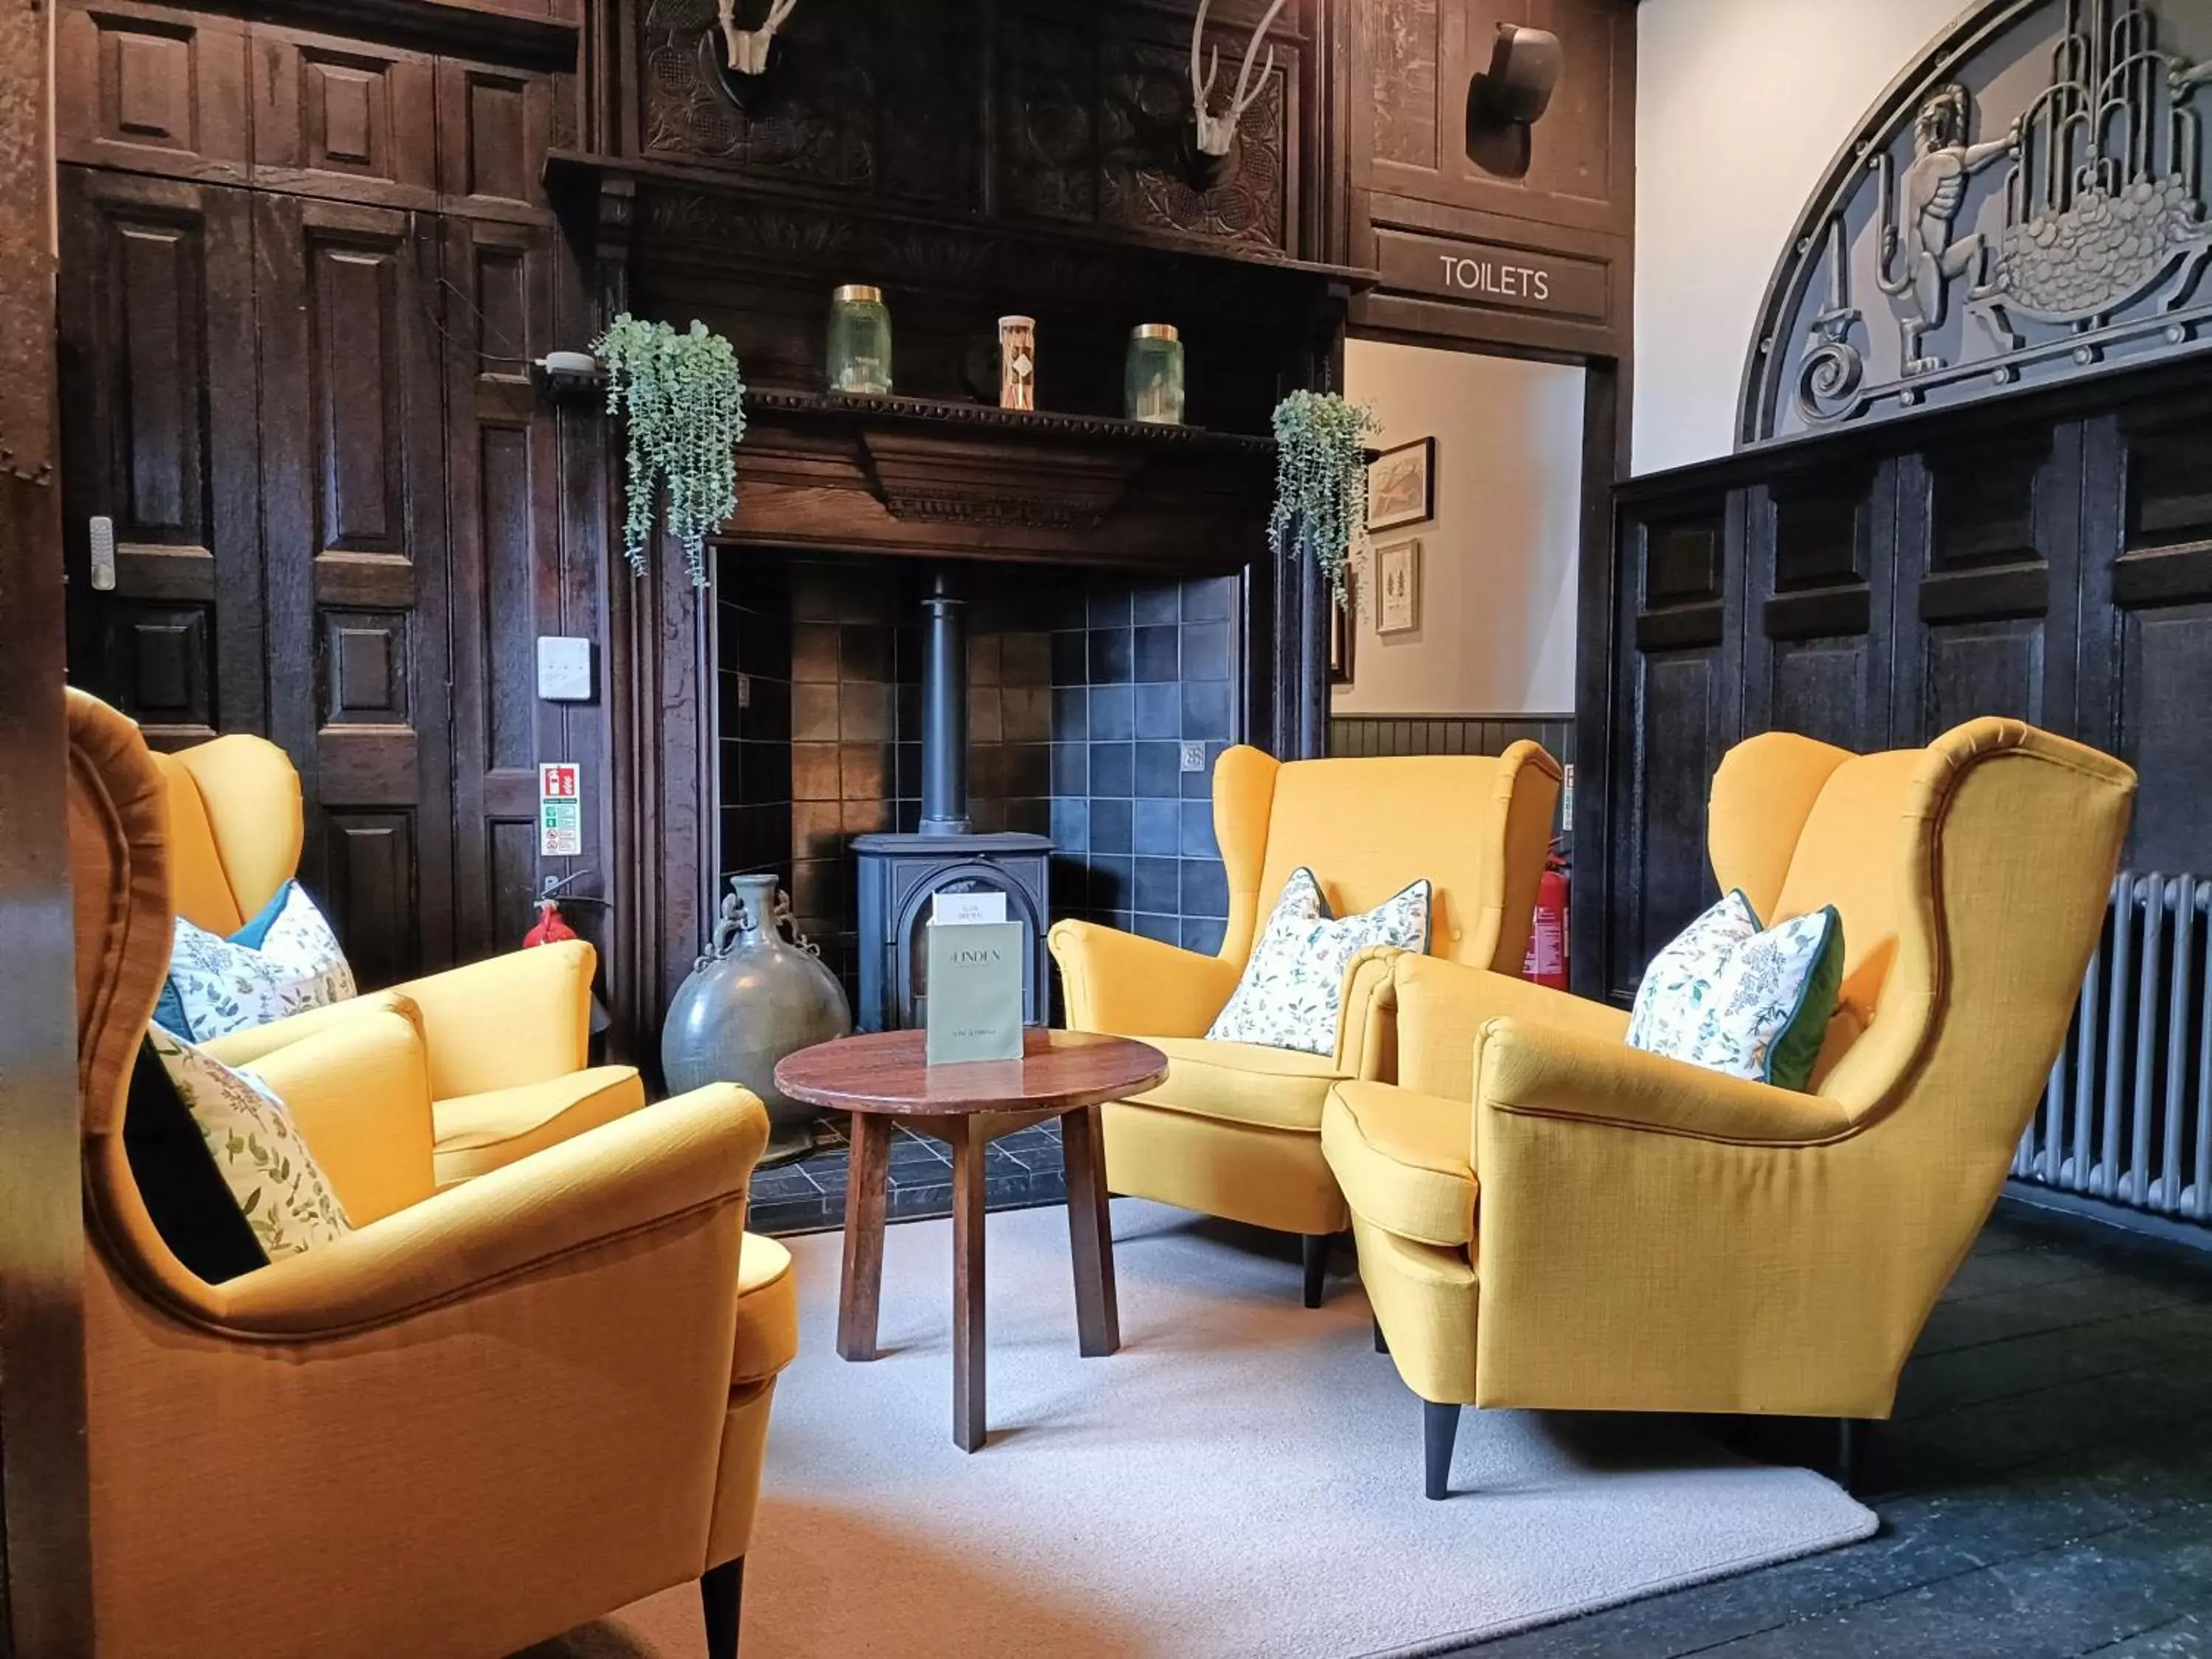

left=145, top=1024, right=352, bottom=1260
left=155, top=880, right=358, bottom=1042
left=1206, top=868, right=1433, bottom=1056
left=1625, top=889, right=1844, bottom=1092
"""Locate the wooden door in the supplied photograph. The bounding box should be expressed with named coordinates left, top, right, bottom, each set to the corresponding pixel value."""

left=59, top=169, right=454, bottom=988
left=58, top=167, right=261, bottom=748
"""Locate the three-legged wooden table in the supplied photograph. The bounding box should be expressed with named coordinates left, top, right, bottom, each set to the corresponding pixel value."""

left=774, top=1029, right=1168, bottom=1451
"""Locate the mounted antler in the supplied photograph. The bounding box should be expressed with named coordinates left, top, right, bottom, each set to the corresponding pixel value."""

left=717, top=0, right=798, bottom=77
left=1189, top=0, right=1288, bottom=159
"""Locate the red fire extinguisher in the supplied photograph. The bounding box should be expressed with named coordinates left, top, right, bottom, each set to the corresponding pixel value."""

left=524, top=872, right=613, bottom=1036
left=1523, top=842, right=1570, bottom=990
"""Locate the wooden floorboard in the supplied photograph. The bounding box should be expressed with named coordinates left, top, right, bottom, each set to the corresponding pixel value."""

left=1452, top=1208, right=2212, bottom=1658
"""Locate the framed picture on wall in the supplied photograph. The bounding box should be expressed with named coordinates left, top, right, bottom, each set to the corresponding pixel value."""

left=1376, top=538, right=1421, bottom=635
left=1367, top=437, right=1435, bottom=532
left=1329, top=592, right=1354, bottom=684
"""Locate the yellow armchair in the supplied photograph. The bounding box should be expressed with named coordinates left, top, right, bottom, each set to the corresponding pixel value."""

left=151, top=725, right=643, bottom=1184
left=1321, top=718, right=2135, bottom=1497
left=69, top=689, right=794, bottom=1659
left=1049, top=740, right=1561, bottom=1305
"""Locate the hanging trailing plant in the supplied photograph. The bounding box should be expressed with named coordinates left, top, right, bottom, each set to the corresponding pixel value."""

left=1267, top=390, right=1380, bottom=608
left=594, top=314, right=748, bottom=588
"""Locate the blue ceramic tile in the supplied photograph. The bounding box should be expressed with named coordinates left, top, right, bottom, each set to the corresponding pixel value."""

left=1134, top=625, right=1180, bottom=682
left=1181, top=680, right=1233, bottom=740
left=1090, top=741, right=1135, bottom=797
left=1183, top=574, right=1237, bottom=622
left=1134, top=740, right=1180, bottom=798
left=1133, top=855, right=1180, bottom=913
left=1051, top=796, right=1090, bottom=854
left=1180, top=799, right=1218, bottom=858
left=1091, top=797, right=1133, bottom=853
left=1182, top=741, right=1228, bottom=797
left=1133, top=796, right=1180, bottom=855
left=1181, top=858, right=1229, bottom=918
left=1090, top=683, right=1135, bottom=740
left=1051, top=742, right=1088, bottom=794
left=1087, top=581, right=1133, bottom=627
left=1088, top=857, right=1133, bottom=910
left=1133, top=911, right=1180, bottom=945
left=1133, top=584, right=1181, bottom=625
left=1180, top=914, right=1228, bottom=955
left=1051, top=630, right=1087, bottom=686
left=1088, top=627, right=1134, bottom=684
left=1182, top=622, right=1232, bottom=681
left=1135, top=683, right=1180, bottom=739
left=1052, top=686, right=1088, bottom=741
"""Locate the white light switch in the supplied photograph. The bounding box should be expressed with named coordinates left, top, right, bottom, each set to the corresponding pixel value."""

left=537, top=636, right=594, bottom=702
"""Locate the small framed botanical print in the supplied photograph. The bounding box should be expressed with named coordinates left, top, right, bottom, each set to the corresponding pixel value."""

left=1367, top=437, right=1435, bottom=532
left=1376, top=538, right=1421, bottom=635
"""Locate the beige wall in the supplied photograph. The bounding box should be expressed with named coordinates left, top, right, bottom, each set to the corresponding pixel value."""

left=1633, top=0, right=1961, bottom=475
left=1334, top=340, right=1583, bottom=717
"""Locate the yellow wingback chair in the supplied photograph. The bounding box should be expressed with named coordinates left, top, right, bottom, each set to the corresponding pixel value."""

left=1322, top=718, right=2135, bottom=1497
left=151, top=728, right=643, bottom=1185
left=1049, top=742, right=1562, bottom=1304
left=68, top=688, right=794, bottom=1659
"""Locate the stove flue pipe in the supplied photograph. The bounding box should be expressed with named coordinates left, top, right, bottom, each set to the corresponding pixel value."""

left=918, top=571, right=970, bottom=835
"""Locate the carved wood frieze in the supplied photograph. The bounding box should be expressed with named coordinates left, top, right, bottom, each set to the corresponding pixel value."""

left=1743, top=0, right=2212, bottom=449
left=636, top=0, right=1293, bottom=255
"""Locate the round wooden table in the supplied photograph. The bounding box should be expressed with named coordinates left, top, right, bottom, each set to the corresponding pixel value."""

left=775, top=1028, right=1168, bottom=1452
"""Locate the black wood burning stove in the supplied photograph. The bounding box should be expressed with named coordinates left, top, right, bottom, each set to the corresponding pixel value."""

left=853, top=576, right=1052, bottom=1032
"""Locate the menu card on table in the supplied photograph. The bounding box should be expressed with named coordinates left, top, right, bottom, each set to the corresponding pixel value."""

left=925, top=891, right=1024, bottom=1065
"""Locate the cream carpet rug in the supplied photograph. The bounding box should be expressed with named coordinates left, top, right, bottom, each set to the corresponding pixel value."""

left=535, top=1200, right=1877, bottom=1659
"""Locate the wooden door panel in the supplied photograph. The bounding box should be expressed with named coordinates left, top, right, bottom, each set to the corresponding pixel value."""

left=58, top=168, right=259, bottom=747
left=1743, top=462, right=1896, bottom=754
left=445, top=215, right=564, bottom=964
left=248, top=25, right=437, bottom=208
left=55, top=0, right=249, bottom=181
left=254, top=192, right=454, bottom=981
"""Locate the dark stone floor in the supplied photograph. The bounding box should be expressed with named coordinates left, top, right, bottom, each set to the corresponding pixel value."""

left=746, top=1110, right=1065, bottom=1236
left=1452, top=1201, right=2212, bottom=1658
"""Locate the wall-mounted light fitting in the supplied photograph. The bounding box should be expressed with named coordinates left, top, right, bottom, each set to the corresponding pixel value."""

left=1465, top=23, right=1562, bottom=180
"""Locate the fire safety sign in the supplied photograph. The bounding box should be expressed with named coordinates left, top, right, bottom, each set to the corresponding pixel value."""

left=538, top=762, right=582, bottom=857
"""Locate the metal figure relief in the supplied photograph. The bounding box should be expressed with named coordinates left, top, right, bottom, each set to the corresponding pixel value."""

left=1744, top=0, right=2212, bottom=447
left=1875, top=85, right=2020, bottom=373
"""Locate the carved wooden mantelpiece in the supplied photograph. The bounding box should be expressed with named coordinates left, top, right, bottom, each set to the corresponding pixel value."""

left=727, top=390, right=1272, bottom=567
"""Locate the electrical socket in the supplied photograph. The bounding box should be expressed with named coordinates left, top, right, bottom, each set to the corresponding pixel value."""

left=1179, top=741, right=1206, bottom=773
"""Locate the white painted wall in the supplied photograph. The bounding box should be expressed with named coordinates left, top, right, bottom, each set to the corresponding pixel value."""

left=1335, top=341, right=1584, bottom=717
left=1633, top=0, right=1963, bottom=474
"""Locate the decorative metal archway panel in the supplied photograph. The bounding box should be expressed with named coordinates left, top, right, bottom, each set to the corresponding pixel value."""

left=1738, top=0, right=2212, bottom=449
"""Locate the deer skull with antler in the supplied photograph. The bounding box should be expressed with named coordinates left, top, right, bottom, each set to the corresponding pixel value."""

left=1189, top=0, right=1287, bottom=160
left=716, top=0, right=798, bottom=77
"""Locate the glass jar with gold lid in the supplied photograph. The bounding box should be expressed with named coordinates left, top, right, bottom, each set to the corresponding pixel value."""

left=1124, top=323, right=1185, bottom=425
left=827, top=284, right=893, bottom=395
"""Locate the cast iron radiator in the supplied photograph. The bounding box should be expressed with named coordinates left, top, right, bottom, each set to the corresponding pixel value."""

left=2011, top=873, right=2212, bottom=1230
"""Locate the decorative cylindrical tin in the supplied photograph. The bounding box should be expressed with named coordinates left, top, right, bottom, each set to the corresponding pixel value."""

left=661, top=873, right=854, bottom=1162
left=1124, top=323, right=1186, bottom=424
left=827, top=284, right=894, bottom=395
left=998, top=315, right=1037, bottom=411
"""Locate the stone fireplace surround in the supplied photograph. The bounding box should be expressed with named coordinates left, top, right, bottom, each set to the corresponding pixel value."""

left=714, top=546, right=1242, bottom=1013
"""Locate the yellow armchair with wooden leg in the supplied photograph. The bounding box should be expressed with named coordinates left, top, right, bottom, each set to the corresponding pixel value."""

left=69, top=689, right=793, bottom=1659
left=1049, top=741, right=1561, bottom=1305
left=150, top=726, right=643, bottom=1183
left=1322, top=719, right=2135, bottom=1497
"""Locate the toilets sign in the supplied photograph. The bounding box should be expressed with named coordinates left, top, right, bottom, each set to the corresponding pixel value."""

left=1375, top=229, right=1606, bottom=324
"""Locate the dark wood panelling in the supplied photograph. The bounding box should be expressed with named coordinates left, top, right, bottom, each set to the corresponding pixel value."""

left=251, top=26, right=439, bottom=205
left=444, top=213, right=563, bottom=966
left=1599, top=362, right=2211, bottom=1008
